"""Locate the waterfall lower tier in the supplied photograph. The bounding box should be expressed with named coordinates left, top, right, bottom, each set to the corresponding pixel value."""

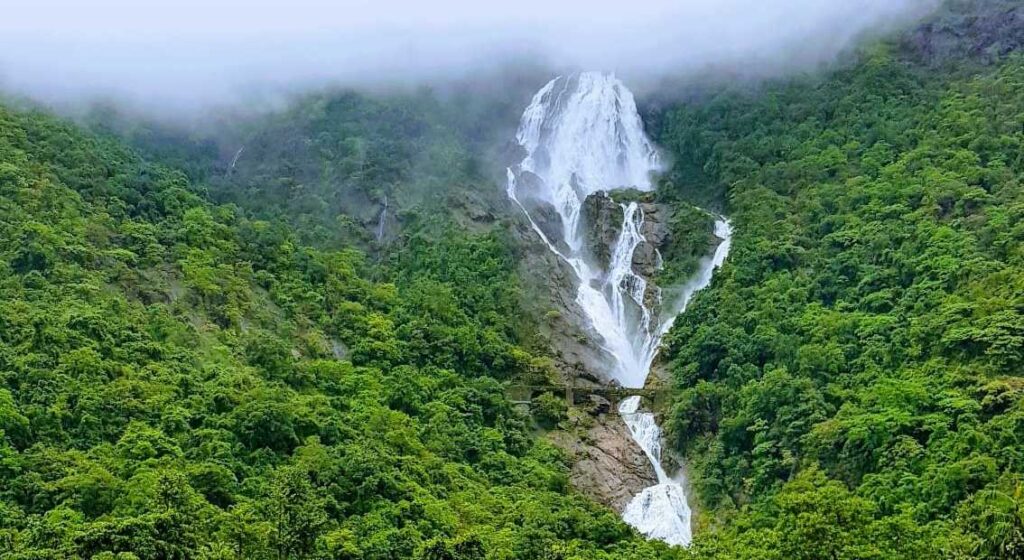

left=619, top=396, right=692, bottom=547
left=615, top=217, right=731, bottom=547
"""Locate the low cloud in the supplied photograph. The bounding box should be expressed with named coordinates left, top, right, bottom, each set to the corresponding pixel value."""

left=1, top=0, right=938, bottom=112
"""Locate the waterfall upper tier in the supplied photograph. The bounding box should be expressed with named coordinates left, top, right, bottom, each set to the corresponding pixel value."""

left=507, top=72, right=666, bottom=388
left=510, top=72, right=663, bottom=254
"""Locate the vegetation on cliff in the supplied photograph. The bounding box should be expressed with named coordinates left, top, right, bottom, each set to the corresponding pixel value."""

left=3, top=1, right=1024, bottom=558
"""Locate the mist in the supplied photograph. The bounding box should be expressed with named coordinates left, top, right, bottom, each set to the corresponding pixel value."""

left=1, top=0, right=938, bottom=113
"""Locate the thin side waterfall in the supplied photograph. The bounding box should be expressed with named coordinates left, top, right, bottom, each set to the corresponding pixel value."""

left=228, top=145, right=245, bottom=174
left=507, top=72, right=733, bottom=547
left=376, top=195, right=388, bottom=242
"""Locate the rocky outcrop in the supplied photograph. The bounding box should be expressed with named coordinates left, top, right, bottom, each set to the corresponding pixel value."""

left=581, top=192, right=623, bottom=270
left=580, top=190, right=672, bottom=279
left=903, top=0, right=1024, bottom=66
left=634, top=201, right=670, bottom=279
left=510, top=205, right=615, bottom=384
left=580, top=190, right=676, bottom=312
left=513, top=170, right=573, bottom=255
left=549, top=413, right=658, bottom=511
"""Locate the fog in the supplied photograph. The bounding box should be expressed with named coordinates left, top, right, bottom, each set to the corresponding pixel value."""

left=1, top=0, right=937, bottom=113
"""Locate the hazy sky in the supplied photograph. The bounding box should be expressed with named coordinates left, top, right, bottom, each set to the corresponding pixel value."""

left=1, top=0, right=937, bottom=111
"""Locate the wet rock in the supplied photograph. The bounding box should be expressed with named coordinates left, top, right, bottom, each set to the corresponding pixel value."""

left=639, top=203, right=670, bottom=246
left=632, top=202, right=670, bottom=278
left=630, top=241, right=660, bottom=279
left=581, top=192, right=623, bottom=269
left=510, top=204, right=617, bottom=384
left=585, top=191, right=671, bottom=311
left=580, top=190, right=674, bottom=282
left=530, top=204, right=569, bottom=251
left=515, top=171, right=572, bottom=254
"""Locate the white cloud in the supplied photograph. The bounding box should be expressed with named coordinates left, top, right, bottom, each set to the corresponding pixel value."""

left=0, top=0, right=937, bottom=111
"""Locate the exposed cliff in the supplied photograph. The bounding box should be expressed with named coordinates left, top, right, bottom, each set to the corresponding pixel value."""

left=903, top=0, right=1024, bottom=66
left=549, top=410, right=659, bottom=512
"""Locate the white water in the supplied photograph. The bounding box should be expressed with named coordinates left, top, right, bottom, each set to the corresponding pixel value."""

left=228, top=145, right=245, bottom=175
left=507, top=72, right=732, bottom=547
left=619, top=395, right=691, bottom=546
left=376, top=194, right=388, bottom=242
left=506, top=72, right=664, bottom=388
left=617, top=219, right=731, bottom=547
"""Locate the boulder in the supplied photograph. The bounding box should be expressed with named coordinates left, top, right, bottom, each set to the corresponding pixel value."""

left=586, top=394, right=613, bottom=415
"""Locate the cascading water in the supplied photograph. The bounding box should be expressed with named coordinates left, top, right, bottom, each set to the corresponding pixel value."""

left=617, top=219, right=732, bottom=546
left=506, top=72, right=664, bottom=388
left=507, top=71, right=732, bottom=547
left=619, top=395, right=691, bottom=546
left=376, top=195, right=388, bottom=242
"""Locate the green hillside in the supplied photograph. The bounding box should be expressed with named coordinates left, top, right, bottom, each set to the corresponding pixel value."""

left=0, top=106, right=677, bottom=559
left=3, top=1, right=1024, bottom=558
left=656, top=4, right=1024, bottom=557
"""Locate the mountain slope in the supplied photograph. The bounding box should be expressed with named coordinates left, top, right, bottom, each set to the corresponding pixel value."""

left=655, top=4, right=1024, bottom=557
left=0, top=105, right=682, bottom=559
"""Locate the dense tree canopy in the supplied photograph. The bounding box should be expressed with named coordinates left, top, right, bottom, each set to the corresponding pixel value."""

left=657, top=27, right=1024, bottom=560
left=0, top=104, right=680, bottom=558
left=4, top=1, right=1024, bottom=558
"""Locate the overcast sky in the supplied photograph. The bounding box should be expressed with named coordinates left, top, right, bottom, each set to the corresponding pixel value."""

left=1, top=0, right=937, bottom=111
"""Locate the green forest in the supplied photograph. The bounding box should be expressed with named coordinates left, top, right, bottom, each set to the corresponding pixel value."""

left=2, top=0, right=1024, bottom=558
left=658, top=6, right=1024, bottom=558
left=0, top=104, right=680, bottom=558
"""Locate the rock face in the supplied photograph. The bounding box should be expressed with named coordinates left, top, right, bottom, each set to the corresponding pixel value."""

left=581, top=191, right=672, bottom=277
left=581, top=192, right=624, bottom=270
left=550, top=414, right=658, bottom=512
left=580, top=190, right=675, bottom=312
left=515, top=170, right=573, bottom=255
left=904, top=1, right=1024, bottom=66
left=510, top=208, right=615, bottom=385
left=634, top=201, right=670, bottom=280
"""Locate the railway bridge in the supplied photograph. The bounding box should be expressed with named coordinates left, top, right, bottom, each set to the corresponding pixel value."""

left=503, top=384, right=669, bottom=415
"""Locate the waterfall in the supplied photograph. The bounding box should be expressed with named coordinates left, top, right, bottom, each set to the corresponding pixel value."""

left=619, top=395, right=691, bottom=546
left=616, top=218, right=732, bottom=547
left=507, top=72, right=664, bottom=388
left=376, top=195, right=388, bottom=242
left=228, top=145, right=245, bottom=174
left=507, top=72, right=733, bottom=547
